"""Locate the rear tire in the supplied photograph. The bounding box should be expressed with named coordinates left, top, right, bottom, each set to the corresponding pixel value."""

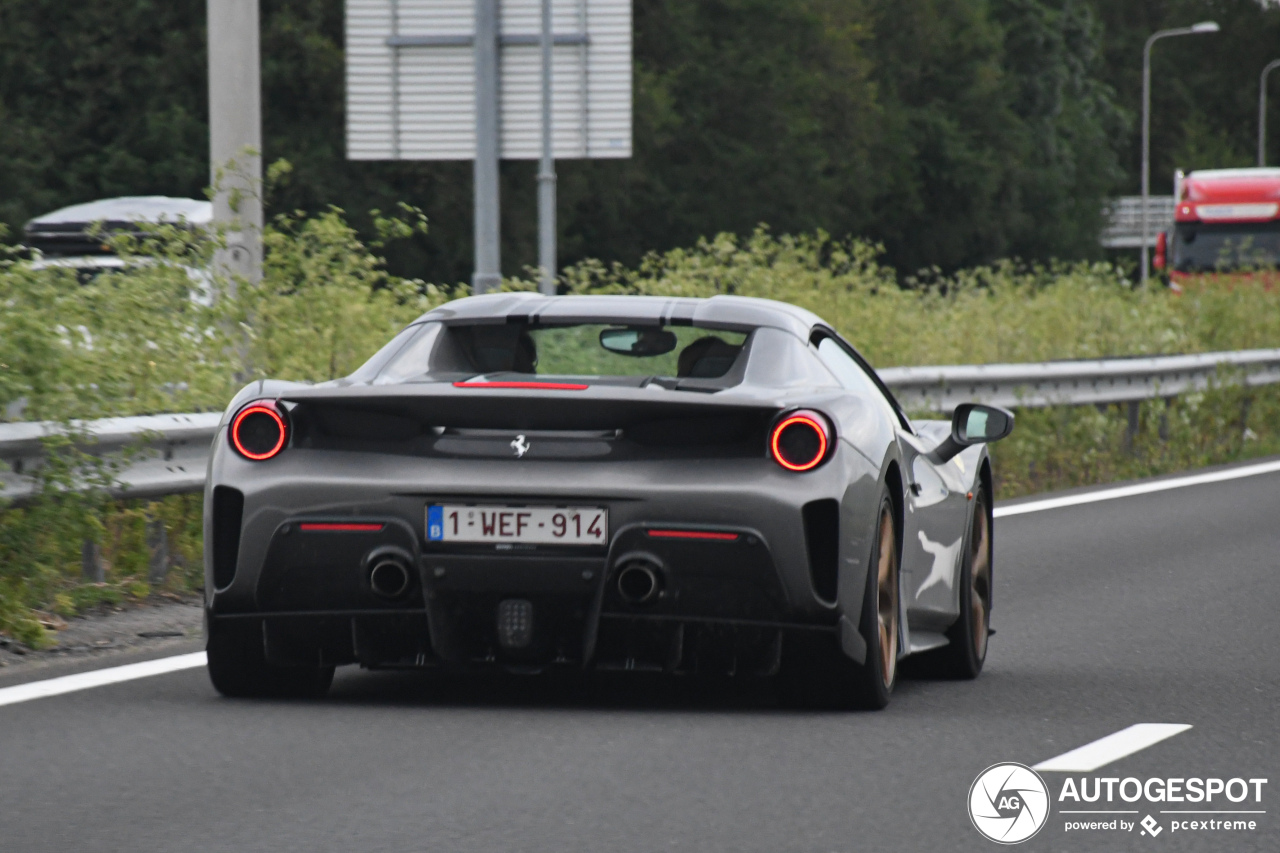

left=206, top=620, right=334, bottom=699
left=925, top=486, right=992, bottom=679
left=780, top=492, right=900, bottom=710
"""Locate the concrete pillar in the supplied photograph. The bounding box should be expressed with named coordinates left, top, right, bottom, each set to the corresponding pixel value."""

left=208, top=0, right=264, bottom=285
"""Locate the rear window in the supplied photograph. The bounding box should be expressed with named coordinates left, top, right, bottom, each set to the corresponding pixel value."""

left=376, top=322, right=750, bottom=383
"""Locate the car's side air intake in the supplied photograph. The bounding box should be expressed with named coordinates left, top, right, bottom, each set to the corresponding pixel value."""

left=802, top=498, right=840, bottom=602
left=211, top=486, right=244, bottom=590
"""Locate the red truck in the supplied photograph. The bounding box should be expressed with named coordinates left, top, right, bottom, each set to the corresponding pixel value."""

left=1155, top=167, right=1280, bottom=287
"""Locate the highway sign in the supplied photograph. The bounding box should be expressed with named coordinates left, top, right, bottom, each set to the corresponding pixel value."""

left=346, top=0, right=632, bottom=161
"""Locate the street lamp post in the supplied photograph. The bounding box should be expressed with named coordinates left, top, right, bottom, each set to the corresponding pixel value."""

left=1142, top=21, right=1219, bottom=284
left=1259, top=59, right=1280, bottom=167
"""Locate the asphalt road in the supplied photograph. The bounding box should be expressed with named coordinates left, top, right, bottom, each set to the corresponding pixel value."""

left=1, top=464, right=1277, bottom=852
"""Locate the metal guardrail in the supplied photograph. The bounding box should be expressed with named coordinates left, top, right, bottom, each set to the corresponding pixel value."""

left=0, top=412, right=220, bottom=505
left=3, top=348, right=1280, bottom=504
left=879, top=348, right=1280, bottom=414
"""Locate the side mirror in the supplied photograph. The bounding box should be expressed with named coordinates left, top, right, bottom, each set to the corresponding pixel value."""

left=1153, top=231, right=1167, bottom=271
left=955, top=403, right=1014, bottom=443
left=927, top=403, right=1015, bottom=464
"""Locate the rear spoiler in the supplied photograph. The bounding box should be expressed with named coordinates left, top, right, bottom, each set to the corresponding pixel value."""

left=279, top=384, right=782, bottom=434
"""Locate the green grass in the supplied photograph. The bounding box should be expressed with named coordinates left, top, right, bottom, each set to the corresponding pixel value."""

left=0, top=492, right=204, bottom=648
left=5, top=220, right=1280, bottom=645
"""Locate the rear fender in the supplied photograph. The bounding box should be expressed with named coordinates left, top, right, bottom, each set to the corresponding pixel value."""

left=835, top=444, right=904, bottom=665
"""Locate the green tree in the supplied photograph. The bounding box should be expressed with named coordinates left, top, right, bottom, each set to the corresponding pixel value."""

left=862, top=0, right=1124, bottom=269
left=0, top=0, right=1132, bottom=279
left=1082, top=0, right=1280, bottom=194
left=0, top=1, right=208, bottom=231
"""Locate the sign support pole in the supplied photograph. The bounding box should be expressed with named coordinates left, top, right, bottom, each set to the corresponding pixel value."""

left=207, top=0, right=264, bottom=287
left=473, top=0, right=502, bottom=294
left=537, top=0, right=557, bottom=295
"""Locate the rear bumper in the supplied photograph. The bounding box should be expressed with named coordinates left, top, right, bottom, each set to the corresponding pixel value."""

left=204, top=444, right=877, bottom=671
left=207, top=517, right=833, bottom=672
left=207, top=608, right=834, bottom=675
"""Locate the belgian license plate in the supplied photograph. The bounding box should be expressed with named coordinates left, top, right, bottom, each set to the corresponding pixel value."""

left=426, top=505, right=608, bottom=545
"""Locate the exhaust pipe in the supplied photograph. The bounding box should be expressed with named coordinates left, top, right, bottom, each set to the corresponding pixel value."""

left=616, top=560, right=662, bottom=605
left=369, top=558, right=411, bottom=599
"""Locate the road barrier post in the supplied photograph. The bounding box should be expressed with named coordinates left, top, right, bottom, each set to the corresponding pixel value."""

left=146, top=518, right=170, bottom=585
left=81, top=540, right=104, bottom=583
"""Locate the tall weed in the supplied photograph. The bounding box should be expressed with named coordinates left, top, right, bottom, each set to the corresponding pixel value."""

left=0, top=205, right=440, bottom=643
left=4, top=222, right=1280, bottom=644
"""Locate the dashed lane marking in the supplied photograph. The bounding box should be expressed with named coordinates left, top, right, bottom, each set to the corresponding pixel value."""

left=1033, top=723, right=1193, bottom=773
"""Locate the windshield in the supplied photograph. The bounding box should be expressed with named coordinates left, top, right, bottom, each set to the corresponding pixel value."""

left=375, top=322, right=751, bottom=385
left=1172, top=221, right=1280, bottom=272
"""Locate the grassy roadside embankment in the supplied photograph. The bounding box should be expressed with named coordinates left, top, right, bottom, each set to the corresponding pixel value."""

left=3, top=220, right=1279, bottom=646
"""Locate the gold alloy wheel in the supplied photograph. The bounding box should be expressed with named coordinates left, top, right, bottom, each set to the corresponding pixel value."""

left=969, top=494, right=992, bottom=661
left=876, top=506, right=900, bottom=688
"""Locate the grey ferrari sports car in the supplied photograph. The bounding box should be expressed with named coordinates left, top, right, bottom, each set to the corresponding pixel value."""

left=203, top=293, right=1012, bottom=708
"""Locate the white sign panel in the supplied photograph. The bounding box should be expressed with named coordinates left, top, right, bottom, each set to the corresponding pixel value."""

left=346, top=0, right=631, bottom=160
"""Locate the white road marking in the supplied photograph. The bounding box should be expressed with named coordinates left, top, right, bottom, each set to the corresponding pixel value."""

left=1033, top=723, right=1193, bottom=772
left=0, top=651, right=206, bottom=708
left=995, top=459, right=1280, bottom=518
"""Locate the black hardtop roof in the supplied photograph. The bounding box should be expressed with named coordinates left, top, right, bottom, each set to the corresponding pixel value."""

left=416, top=293, right=827, bottom=341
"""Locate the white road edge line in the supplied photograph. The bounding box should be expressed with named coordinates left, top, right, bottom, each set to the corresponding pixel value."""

left=1033, top=723, right=1193, bottom=773
left=994, top=459, right=1280, bottom=518
left=0, top=651, right=207, bottom=708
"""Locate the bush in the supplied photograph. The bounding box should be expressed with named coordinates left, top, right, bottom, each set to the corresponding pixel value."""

left=555, top=227, right=1280, bottom=366
left=0, top=204, right=443, bottom=644
left=551, top=229, right=1280, bottom=496
left=4, top=220, right=1280, bottom=645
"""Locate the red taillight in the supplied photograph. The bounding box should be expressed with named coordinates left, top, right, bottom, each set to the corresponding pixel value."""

left=230, top=401, right=288, bottom=461
left=298, top=522, right=385, bottom=533
left=770, top=411, right=831, bottom=472
left=647, top=529, right=739, bottom=541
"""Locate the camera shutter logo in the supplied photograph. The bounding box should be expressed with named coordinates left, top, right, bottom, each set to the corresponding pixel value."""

left=969, top=763, right=1051, bottom=844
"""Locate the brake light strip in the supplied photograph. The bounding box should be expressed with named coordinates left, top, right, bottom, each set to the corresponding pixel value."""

left=647, top=529, right=739, bottom=541
left=452, top=381, right=589, bottom=390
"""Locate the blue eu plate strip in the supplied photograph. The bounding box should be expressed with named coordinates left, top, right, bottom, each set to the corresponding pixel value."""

left=426, top=505, right=444, bottom=541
